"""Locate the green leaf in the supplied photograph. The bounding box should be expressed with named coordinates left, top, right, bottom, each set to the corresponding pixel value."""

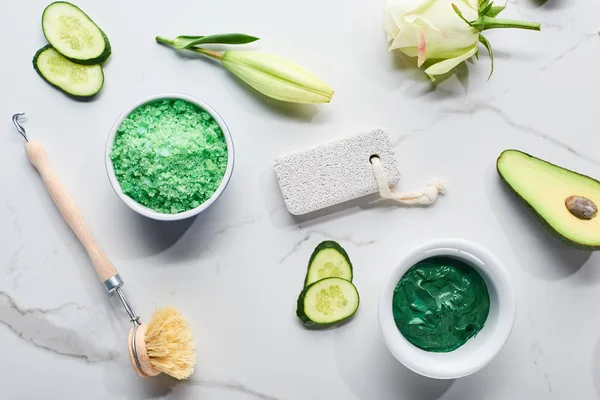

left=171, top=35, right=205, bottom=49
left=479, top=34, right=494, bottom=80
left=452, top=4, right=473, bottom=26
left=486, top=5, right=505, bottom=17
left=480, top=1, right=494, bottom=16
left=479, top=0, right=491, bottom=14
left=172, top=33, right=260, bottom=49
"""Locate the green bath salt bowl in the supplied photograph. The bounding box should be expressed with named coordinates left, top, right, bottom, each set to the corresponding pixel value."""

left=105, top=93, right=235, bottom=221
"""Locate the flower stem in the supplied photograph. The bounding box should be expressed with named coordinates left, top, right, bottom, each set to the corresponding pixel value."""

left=186, top=47, right=225, bottom=61
left=155, top=36, right=175, bottom=46
left=155, top=36, right=224, bottom=61
left=478, top=16, right=541, bottom=31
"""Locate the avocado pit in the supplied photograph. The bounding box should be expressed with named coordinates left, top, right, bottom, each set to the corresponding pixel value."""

left=565, top=196, right=597, bottom=220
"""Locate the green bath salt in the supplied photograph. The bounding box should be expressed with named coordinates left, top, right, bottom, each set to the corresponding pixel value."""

left=110, top=99, right=228, bottom=214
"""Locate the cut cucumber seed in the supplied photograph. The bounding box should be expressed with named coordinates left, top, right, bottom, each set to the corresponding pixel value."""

left=42, top=2, right=111, bottom=64
left=305, top=241, right=353, bottom=286
left=297, top=277, right=359, bottom=326
left=57, top=15, right=95, bottom=50
left=33, top=45, right=104, bottom=98
left=316, top=283, right=348, bottom=315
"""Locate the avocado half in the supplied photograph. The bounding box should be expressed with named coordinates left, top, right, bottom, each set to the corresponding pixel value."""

left=497, top=149, right=600, bottom=251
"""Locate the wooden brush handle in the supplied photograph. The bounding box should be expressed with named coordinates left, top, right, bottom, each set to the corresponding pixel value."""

left=25, top=141, right=118, bottom=283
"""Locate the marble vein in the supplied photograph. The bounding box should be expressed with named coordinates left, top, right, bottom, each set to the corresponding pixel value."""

left=0, top=291, right=122, bottom=363
left=5, top=202, right=26, bottom=289
left=268, top=205, right=286, bottom=215
left=189, top=379, right=279, bottom=400
left=453, top=103, right=600, bottom=166
left=7, top=220, right=24, bottom=275
left=512, top=0, right=599, bottom=36
left=216, top=259, right=226, bottom=273
left=279, top=229, right=376, bottom=265
left=6, top=202, right=23, bottom=274
left=529, top=312, right=552, bottom=393
left=213, top=215, right=261, bottom=238
left=538, top=33, right=597, bottom=72
left=396, top=102, right=600, bottom=167
left=278, top=232, right=312, bottom=265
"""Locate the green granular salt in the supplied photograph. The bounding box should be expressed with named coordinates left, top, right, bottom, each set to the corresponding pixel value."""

left=110, top=99, right=228, bottom=214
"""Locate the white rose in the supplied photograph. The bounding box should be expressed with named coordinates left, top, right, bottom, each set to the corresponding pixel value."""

left=384, top=0, right=541, bottom=79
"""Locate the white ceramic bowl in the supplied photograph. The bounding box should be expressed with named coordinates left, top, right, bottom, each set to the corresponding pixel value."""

left=105, top=93, right=235, bottom=221
left=378, top=238, right=516, bottom=379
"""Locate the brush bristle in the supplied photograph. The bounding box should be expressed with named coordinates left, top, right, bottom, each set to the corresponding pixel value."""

left=145, top=307, right=195, bottom=380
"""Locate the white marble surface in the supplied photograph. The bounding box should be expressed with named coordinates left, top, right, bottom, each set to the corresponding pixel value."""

left=2, top=0, right=600, bottom=398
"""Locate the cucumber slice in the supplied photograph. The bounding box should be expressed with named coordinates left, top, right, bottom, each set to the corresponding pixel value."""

left=304, top=241, right=353, bottom=286
left=42, top=2, right=111, bottom=65
left=33, top=45, right=104, bottom=99
left=296, top=277, right=359, bottom=326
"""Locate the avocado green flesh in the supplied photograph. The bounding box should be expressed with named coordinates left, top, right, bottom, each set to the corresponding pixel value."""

left=497, top=150, right=600, bottom=247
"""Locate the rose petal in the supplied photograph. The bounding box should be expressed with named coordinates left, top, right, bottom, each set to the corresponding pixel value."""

left=407, top=14, right=445, bottom=35
left=461, top=0, right=479, bottom=11
left=398, top=47, right=418, bottom=57
left=389, top=18, right=420, bottom=50
left=417, top=28, right=427, bottom=67
left=424, top=44, right=477, bottom=76
left=389, top=0, right=435, bottom=38
left=385, top=0, right=479, bottom=65
left=390, top=0, right=434, bottom=19
left=383, top=1, right=400, bottom=41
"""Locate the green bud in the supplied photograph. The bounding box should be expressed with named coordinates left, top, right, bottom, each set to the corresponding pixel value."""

left=221, top=51, right=334, bottom=104
left=156, top=35, right=334, bottom=104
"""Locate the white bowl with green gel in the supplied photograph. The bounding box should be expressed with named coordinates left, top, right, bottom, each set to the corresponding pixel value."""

left=378, top=238, right=516, bottom=379
left=105, top=93, right=234, bottom=221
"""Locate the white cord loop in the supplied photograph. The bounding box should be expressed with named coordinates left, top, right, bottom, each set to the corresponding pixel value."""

left=371, top=156, right=446, bottom=206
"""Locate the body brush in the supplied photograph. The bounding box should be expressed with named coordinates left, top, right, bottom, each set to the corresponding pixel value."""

left=11, top=113, right=195, bottom=379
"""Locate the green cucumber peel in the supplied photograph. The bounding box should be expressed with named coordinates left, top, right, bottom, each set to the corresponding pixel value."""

left=42, top=1, right=111, bottom=65
left=296, top=277, right=360, bottom=328
left=304, top=241, right=353, bottom=287
left=33, top=45, right=104, bottom=100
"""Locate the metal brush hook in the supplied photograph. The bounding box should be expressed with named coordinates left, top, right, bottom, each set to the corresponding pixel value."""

left=12, top=113, right=29, bottom=142
left=103, top=277, right=143, bottom=372
left=115, top=287, right=144, bottom=374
